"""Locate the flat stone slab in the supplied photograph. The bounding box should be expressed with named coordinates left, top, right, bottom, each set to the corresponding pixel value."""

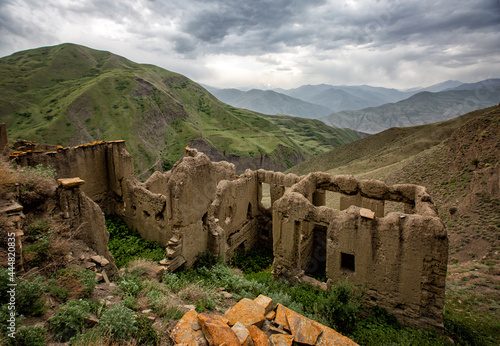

left=57, top=177, right=85, bottom=188
left=248, top=325, right=270, bottom=346
left=198, top=313, right=240, bottom=346
left=224, top=298, right=266, bottom=328
left=360, top=208, right=375, bottom=219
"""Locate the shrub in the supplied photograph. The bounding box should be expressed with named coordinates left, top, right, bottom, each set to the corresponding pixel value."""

left=56, top=266, right=96, bottom=298
left=49, top=299, right=91, bottom=342
left=14, top=325, right=47, bottom=346
left=98, top=304, right=137, bottom=341
left=25, top=219, right=52, bottom=242
left=135, top=314, right=159, bottom=345
left=118, top=272, right=143, bottom=297
left=106, top=216, right=164, bottom=267
left=232, top=248, right=273, bottom=274
left=17, top=275, right=47, bottom=316
left=22, top=238, right=50, bottom=267
left=321, top=280, right=362, bottom=335
left=193, top=250, right=219, bottom=269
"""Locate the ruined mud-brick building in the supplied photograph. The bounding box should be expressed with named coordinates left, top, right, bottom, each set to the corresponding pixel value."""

left=9, top=138, right=448, bottom=330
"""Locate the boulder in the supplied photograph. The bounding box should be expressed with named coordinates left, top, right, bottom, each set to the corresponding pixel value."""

left=232, top=321, right=253, bottom=346
left=224, top=298, right=266, bottom=328
left=198, top=313, right=240, bottom=346
left=254, top=295, right=273, bottom=315
left=170, top=310, right=208, bottom=346
left=248, top=325, right=270, bottom=346
left=269, top=334, right=294, bottom=346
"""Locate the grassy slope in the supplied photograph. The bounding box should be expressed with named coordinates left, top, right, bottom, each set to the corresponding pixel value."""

left=0, top=43, right=359, bottom=177
left=288, top=106, right=500, bottom=343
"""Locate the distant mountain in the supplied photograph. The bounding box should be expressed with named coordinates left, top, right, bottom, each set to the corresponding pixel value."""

left=320, top=79, right=500, bottom=133
left=417, top=80, right=463, bottom=93
left=0, top=43, right=360, bottom=177
left=211, top=88, right=333, bottom=118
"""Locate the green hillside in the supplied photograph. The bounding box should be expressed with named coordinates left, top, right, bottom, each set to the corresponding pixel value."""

left=0, top=43, right=359, bottom=177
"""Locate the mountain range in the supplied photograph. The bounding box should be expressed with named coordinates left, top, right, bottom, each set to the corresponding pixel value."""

left=210, top=79, right=500, bottom=133
left=0, top=43, right=360, bottom=178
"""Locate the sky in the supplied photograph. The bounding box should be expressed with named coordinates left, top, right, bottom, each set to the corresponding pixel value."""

left=1, top=0, right=499, bottom=90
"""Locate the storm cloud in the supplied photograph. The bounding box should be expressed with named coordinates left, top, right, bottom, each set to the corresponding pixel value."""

left=0, top=0, right=499, bottom=89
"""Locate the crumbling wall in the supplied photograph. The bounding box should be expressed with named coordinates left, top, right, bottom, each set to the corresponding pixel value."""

left=272, top=173, right=448, bottom=330
left=11, top=141, right=134, bottom=207
left=8, top=133, right=448, bottom=330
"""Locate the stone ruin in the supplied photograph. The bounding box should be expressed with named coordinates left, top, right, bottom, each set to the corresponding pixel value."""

left=5, top=131, right=448, bottom=330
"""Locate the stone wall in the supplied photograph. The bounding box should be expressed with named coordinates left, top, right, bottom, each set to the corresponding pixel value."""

left=9, top=138, right=448, bottom=330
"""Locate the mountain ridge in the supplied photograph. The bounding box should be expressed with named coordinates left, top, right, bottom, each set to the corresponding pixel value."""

left=0, top=43, right=360, bottom=178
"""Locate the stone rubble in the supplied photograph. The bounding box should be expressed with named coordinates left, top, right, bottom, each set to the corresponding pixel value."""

left=170, top=294, right=358, bottom=345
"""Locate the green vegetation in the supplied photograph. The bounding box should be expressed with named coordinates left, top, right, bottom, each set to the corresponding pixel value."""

left=105, top=215, right=164, bottom=267
left=0, top=43, right=360, bottom=178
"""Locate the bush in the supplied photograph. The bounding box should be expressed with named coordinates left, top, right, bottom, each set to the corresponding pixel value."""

left=193, top=250, right=219, bottom=269
left=22, top=238, right=50, bottom=267
left=118, top=272, right=144, bottom=297
left=232, top=248, right=273, bottom=274
left=17, top=275, right=47, bottom=316
left=55, top=266, right=96, bottom=298
left=98, top=304, right=138, bottom=341
left=135, top=314, right=159, bottom=345
left=25, top=219, right=52, bottom=242
left=321, top=280, right=362, bottom=335
left=105, top=216, right=164, bottom=267
left=14, top=325, right=47, bottom=346
left=49, top=299, right=91, bottom=342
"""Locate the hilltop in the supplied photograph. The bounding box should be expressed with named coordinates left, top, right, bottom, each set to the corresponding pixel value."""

left=0, top=43, right=359, bottom=178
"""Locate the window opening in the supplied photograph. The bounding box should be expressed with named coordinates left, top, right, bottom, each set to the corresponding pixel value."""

left=341, top=252, right=355, bottom=272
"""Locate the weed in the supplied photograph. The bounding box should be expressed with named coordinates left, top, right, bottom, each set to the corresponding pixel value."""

left=49, top=299, right=92, bottom=342
left=25, top=219, right=52, bottom=242
left=135, top=314, right=159, bottom=345
left=97, top=304, right=138, bottom=341
left=232, top=248, right=273, bottom=274
left=17, top=275, right=47, bottom=316
left=105, top=216, right=164, bottom=267
left=22, top=237, right=50, bottom=267
left=13, top=325, right=47, bottom=346
left=117, top=272, right=144, bottom=297
left=56, top=266, right=96, bottom=298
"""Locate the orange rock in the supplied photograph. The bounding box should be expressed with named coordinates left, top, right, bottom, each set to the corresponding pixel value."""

left=274, top=304, right=290, bottom=331
left=269, top=334, right=294, bottom=346
left=248, top=325, right=270, bottom=346
left=266, top=311, right=276, bottom=320
left=283, top=306, right=322, bottom=345
left=57, top=177, right=85, bottom=188
left=311, top=320, right=359, bottom=346
left=198, top=313, right=240, bottom=346
left=231, top=321, right=252, bottom=346
left=254, top=295, right=273, bottom=314
left=170, top=310, right=208, bottom=345
left=224, top=298, right=266, bottom=328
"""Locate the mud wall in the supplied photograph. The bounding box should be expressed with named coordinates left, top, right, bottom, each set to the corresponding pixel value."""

left=272, top=173, right=448, bottom=330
